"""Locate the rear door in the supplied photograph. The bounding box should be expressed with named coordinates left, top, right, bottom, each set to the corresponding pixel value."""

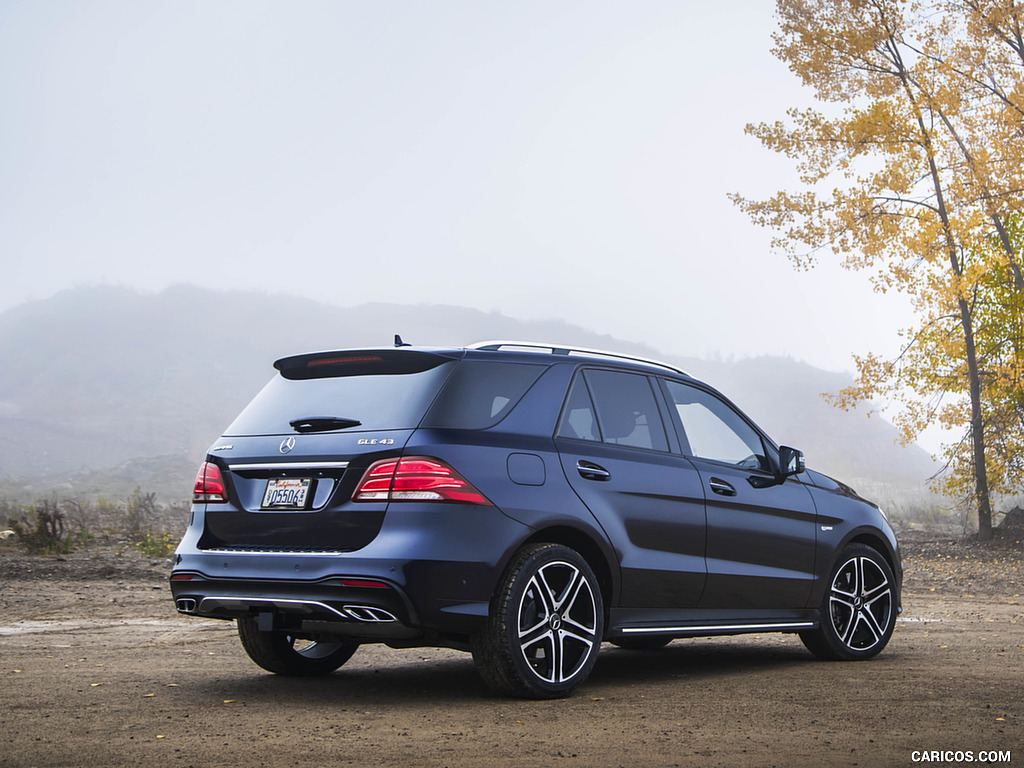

left=661, top=379, right=818, bottom=609
left=555, top=368, right=707, bottom=609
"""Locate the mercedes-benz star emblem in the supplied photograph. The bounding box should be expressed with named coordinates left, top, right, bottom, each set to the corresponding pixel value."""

left=279, top=437, right=296, bottom=454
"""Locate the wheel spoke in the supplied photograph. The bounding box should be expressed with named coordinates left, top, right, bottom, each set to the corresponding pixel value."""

left=552, top=567, right=583, bottom=613
left=531, top=572, right=558, bottom=617
left=520, top=633, right=556, bottom=682
left=830, top=593, right=856, bottom=611
left=840, top=611, right=859, bottom=645
left=555, top=630, right=594, bottom=683
left=550, top=630, right=567, bottom=683
left=863, top=580, right=891, bottom=604
left=863, top=588, right=892, bottom=619
left=854, top=557, right=867, bottom=596
left=560, top=627, right=596, bottom=649
left=560, top=575, right=596, bottom=635
left=831, top=561, right=858, bottom=599
left=519, top=621, right=554, bottom=648
left=831, top=557, right=863, bottom=647
left=858, top=605, right=884, bottom=644
left=562, top=614, right=597, bottom=636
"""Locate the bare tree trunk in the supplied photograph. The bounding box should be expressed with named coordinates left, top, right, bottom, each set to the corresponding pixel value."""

left=958, top=295, right=995, bottom=541
left=899, top=50, right=997, bottom=543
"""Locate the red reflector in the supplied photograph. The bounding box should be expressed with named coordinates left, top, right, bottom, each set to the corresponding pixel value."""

left=193, top=462, right=227, bottom=503
left=352, top=457, right=492, bottom=505
left=339, top=579, right=390, bottom=589
left=170, top=573, right=195, bottom=581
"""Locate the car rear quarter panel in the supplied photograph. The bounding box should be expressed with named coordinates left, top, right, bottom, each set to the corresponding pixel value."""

left=402, top=427, right=621, bottom=601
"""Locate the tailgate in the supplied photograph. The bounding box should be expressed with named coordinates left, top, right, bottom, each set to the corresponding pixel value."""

left=199, top=431, right=412, bottom=552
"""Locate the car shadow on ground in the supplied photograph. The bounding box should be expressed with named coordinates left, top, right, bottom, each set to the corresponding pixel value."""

left=592, top=638, right=814, bottom=686
left=184, top=637, right=816, bottom=705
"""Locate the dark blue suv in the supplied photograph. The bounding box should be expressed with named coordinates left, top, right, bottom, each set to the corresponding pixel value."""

left=171, top=341, right=902, bottom=698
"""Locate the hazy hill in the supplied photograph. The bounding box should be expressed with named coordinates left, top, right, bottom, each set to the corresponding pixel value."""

left=0, top=284, right=937, bottom=506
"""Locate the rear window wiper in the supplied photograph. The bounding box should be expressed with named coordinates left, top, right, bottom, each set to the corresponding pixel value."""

left=289, top=417, right=362, bottom=433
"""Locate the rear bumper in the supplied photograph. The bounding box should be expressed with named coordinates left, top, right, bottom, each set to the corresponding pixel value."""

left=170, top=572, right=429, bottom=641
left=171, top=501, right=530, bottom=640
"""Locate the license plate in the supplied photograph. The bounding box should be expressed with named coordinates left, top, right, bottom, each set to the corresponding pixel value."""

left=262, top=478, right=311, bottom=509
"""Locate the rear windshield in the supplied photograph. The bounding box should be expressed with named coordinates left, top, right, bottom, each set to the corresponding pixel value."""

left=224, top=362, right=457, bottom=436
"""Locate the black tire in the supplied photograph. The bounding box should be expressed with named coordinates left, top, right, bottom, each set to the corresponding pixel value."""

left=471, top=543, right=604, bottom=699
left=610, top=636, right=672, bottom=651
left=237, top=617, right=359, bottom=676
left=800, top=544, right=896, bottom=661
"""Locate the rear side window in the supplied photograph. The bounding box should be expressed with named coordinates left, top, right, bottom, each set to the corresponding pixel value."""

left=558, top=370, right=668, bottom=452
left=423, top=361, right=545, bottom=429
left=557, top=375, right=600, bottom=441
left=225, top=363, right=456, bottom=436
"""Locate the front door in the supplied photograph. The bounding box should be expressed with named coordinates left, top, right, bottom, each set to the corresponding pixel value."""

left=661, top=379, right=818, bottom=610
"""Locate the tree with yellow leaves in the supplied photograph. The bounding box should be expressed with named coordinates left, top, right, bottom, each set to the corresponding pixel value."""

left=733, top=0, right=1024, bottom=541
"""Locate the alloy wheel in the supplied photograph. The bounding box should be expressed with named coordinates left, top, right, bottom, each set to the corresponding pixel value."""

left=828, top=555, right=893, bottom=652
left=517, top=560, right=599, bottom=684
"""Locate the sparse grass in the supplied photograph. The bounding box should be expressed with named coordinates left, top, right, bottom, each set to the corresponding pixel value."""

left=4, top=489, right=184, bottom=558
left=134, top=532, right=177, bottom=558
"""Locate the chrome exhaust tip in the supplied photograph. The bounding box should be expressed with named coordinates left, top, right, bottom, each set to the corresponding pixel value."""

left=343, top=605, right=398, bottom=623
left=176, top=598, right=198, bottom=613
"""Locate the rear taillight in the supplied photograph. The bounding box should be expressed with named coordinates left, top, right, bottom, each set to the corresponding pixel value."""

left=193, top=462, right=227, bottom=503
left=352, top=457, right=492, bottom=505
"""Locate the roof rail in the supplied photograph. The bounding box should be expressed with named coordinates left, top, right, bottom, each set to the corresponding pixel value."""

left=468, top=340, right=690, bottom=377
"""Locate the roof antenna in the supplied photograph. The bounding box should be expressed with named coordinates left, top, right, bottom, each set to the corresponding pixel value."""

left=394, top=334, right=412, bottom=347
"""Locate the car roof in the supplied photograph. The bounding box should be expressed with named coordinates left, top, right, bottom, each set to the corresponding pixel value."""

left=273, top=341, right=694, bottom=381
left=466, top=340, right=693, bottom=379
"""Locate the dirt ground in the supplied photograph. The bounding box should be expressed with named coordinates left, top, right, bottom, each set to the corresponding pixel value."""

left=0, top=531, right=1021, bottom=768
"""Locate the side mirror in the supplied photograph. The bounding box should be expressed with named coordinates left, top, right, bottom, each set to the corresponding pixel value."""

left=778, top=446, right=805, bottom=477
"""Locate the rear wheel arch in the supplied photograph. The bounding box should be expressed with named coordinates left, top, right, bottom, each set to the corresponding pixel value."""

left=521, top=526, right=616, bottom=618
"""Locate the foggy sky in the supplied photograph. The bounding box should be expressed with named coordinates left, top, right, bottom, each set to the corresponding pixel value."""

left=0, top=1, right=912, bottom=372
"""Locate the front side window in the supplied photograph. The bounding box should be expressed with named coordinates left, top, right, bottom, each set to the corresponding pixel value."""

left=558, top=370, right=668, bottom=452
left=665, top=380, right=767, bottom=470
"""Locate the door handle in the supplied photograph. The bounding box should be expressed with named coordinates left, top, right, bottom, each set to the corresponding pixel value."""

left=709, top=477, right=737, bottom=496
left=577, top=460, right=611, bottom=481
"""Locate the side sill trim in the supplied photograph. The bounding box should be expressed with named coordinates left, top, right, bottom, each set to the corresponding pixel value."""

left=621, top=621, right=815, bottom=635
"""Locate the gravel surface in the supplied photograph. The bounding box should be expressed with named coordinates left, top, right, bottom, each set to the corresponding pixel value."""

left=0, top=531, right=1021, bottom=768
